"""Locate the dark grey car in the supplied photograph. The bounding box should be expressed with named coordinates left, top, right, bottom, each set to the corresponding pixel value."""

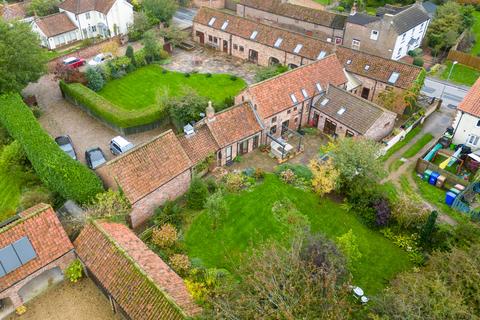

left=85, top=147, right=107, bottom=169
left=55, top=135, right=77, bottom=160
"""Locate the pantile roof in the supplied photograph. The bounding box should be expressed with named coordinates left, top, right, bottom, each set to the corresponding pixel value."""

left=206, top=102, right=262, bottom=148
left=178, top=125, right=219, bottom=164
left=0, top=1, right=27, bottom=20
left=239, top=0, right=347, bottom=29
left=96, top=130, right=192, bottom=204
left=75, top=221, right=200, bottom=319
left=194, top=7, right=422, bottom=89
left=0, top=203, right=73, bottom=292
left=314, top=85, right=395, bottom=134
left=34, top=12, right=78, bottom=37
left=458, top=77, right=480, bottom=117
left=58, top=0, right=116, bottom=14
left=243, top=54, right=347, bottom=119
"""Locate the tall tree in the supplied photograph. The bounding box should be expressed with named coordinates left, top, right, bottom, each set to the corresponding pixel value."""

left=0, top=19, right=47, bottom=93
left=26, top=0, right=59, bottom=16
left=142, top=0, right=177, bottom=24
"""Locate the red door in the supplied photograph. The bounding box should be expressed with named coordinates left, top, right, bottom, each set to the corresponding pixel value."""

left=223, top=40, right=228, bottom=53
left=196, top=31, right=204, bottom=44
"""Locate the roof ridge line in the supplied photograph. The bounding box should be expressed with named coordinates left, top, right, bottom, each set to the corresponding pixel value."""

left=329, top=84, right=395, bottom=114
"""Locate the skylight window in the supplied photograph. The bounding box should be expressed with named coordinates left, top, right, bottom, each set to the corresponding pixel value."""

left=274, top=38, right=283, bottom=48
left=388, top=72, right=400, bottom=84
left=250, top=30, right=258, bottom=40
left=337, top=107, right=346, bottom=115
left=221, top=20, right=229, bottom=30
left=315, top=83, right=323, bottom=93
left=320, top=98, right=329, bottom=106
left=364, top=65, right=370, bottom=71
left=317, top=51, right=327, bottom=60
left=290, top=93, right=298, bottom=104
left=208, top=17, right=216, bottom=26
left=346, top=59, right=352, bottom=65
left=293, top=44, right=303, bottom=54
left=301, top=88, right=308, bottom=98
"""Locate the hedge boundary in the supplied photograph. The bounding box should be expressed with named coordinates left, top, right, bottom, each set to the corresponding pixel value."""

left=60, top=81, right=167, bottom=134
left=0, top=93, right=104, bottom=204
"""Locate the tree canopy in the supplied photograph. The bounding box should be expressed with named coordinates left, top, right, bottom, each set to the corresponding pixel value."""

left=0, top=19, right=47, bottom=94
left=26, top=0, right=59, bottom=17
left=142, top=0, right=177, bottom=24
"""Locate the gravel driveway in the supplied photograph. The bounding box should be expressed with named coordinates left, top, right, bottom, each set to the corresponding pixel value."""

left=23, top=74, right=166, bottom=164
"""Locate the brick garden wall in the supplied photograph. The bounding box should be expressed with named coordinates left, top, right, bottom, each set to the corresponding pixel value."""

left=193, top=0, right=225, bottom=9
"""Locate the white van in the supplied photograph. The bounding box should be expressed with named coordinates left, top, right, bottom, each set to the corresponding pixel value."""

left=109, top=136, right=134, bottom=155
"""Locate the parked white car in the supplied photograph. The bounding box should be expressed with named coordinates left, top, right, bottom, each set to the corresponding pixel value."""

left=88, top=53, right=113, bottom=66
left=110, top=136, right=134, bottom=155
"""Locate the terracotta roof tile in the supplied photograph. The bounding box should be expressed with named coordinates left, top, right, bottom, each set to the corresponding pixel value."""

left=0, top=1, right=28, bottom=20
left=178, top=125, right=219, bottom=164
left=0, top=204, right=73, bottom=292
left=58, top=0, right=116, bottom=14
left=75, top=221, right=201, bottom=319
left=244, top=54, right=347, bottom=119
left=96, top=130, right=192, bottom=204
left=314, top=85, right=396, bottom=134
left=34, top=12, right=78, bottom=37
left=206, top=102, right=262, bottom=148
left=239, top=0, right=347, bottom=29
left=194, top=8, right=422, bottom=89
left=458, top=77, right=480, bottom=117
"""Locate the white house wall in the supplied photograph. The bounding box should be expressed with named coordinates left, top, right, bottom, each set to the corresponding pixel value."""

left=453, top=111, right=480, bottom=150
left=390, top=19, right=429, bottom=60
left=106, top=0, right=133, bottom=36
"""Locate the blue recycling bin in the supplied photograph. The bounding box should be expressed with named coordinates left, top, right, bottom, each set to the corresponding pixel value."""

left=429, top=172, right=440, bottom=185
left=445, top=191, right=457, bottom=206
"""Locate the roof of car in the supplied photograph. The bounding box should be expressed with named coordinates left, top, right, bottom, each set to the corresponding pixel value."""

left=63, top=57, right=78, bottom=63
left=112, top=136, right=132, bottom=148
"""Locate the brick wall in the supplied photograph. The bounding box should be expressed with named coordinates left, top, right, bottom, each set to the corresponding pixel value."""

left=343, top=21, right=397, bottom=59
left=193, top=0, right=225, bottom=9
left=0, top=251, right=75, bottom=309
left=364, top=110, right=396, bottom=141
left=216, top=132, right=262, bottom=166
left=129, top=170, right=192, bottom=228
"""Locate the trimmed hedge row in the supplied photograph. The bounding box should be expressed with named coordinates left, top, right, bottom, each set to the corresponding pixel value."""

left=0, top=93, right=104, bottom=204
left=60, top=81, right=166, bottom=129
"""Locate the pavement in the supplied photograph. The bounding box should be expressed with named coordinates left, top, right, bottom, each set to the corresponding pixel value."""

left=422, top=77, right=470, bottom=109
left=172, top=7, right=197, bottom=30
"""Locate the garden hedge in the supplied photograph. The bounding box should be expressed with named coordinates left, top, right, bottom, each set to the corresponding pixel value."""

left=0, top=93, right=104, bottom=204
left=60, top=81, right=166, bottom=129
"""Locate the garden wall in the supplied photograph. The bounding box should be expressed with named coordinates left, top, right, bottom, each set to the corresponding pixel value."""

left=415, top=158, right=468, bottom=188
left=447, top=50, right=480, bottom=71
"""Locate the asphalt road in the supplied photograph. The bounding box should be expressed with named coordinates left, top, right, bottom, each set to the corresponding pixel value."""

left=421, top=77, right=470, bottom=109
left=172, top=7, right=197, bottom=29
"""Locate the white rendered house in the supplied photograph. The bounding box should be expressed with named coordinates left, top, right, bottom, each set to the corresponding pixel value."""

left=452, top=78, right=480, bottom=151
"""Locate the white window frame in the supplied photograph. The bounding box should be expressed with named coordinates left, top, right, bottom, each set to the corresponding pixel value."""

left=85, top=12, right=90, bottom=20
left=352, top=39, right=360, bottom=50
left=467, top=134, right=480, bottom=146
left=370, top=30, right=379, bottom=40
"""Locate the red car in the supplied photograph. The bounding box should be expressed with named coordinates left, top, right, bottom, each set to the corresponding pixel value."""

left=63, top=57, right=85, bottom=69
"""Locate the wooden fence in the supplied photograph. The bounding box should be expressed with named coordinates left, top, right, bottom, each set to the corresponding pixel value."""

left=447, top=50, right=480, bottom=70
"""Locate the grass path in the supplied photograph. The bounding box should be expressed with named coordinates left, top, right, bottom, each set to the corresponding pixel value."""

left=185, top=175, right=412, bottom=295
left=470, top=11, right=480, bottom=56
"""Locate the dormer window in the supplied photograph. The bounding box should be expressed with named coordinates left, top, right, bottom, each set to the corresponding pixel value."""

left=250, top=30, right=258, bottom=40
left=301, top=89, right=308, bottom=98
left=290, top=94, right=298, bottom=104
left=315, top=83, right=323, bottom=93
left=370, top=30, right=379, bottom=40
left=274, top=37, right=283, bottom=48
left=221, top=20, right=229, bottom=30
left=364, top=65, right=370, bottom=71
left=208, top=17, right=216, bottom=26
left=317, top=51, right=327, bottom=60
left=293, top=44, right=303, bottom=54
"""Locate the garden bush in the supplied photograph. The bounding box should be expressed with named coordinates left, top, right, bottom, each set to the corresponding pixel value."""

left=65, top=259, right=83, bottom=283
left=60, top=81, right=167, bottom=129
left=223, top=172, right=247, bottom=192
left=186, top=177, right=209, bottom=209
left=152, top=223, right=178, bottom=248
left=0, top=93, right=104, bottom=204
left=275, top=163, right=313, bottom=181
left=413, top=57, right=424, bottom=67
left=169, top=253, right=191, bottom=276
left=153, top=200, right=183, bottom=227
left=85, top=67, right=105, bottom=92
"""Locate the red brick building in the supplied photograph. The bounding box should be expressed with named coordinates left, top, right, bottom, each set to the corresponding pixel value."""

left=75, top=221, right=201, bottom=319
left=193, top=7, right=422, bottom=113
left=236, top=54, right=348, bottom=140
left=0, top=204, right=75, bottom=316
left=96, top=130, right=193, bottom=228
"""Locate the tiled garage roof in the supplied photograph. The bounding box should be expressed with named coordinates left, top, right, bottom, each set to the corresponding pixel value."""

left=75, top=221, right=201, bottom=319
left=96, top=130, right=192, bottom=204
left=0, top=203, right=73, bottom=292
left=458, top=77, right=480, bottom=117
left=243, top=54, right=347, bottom=119
left=239, top=0, right=347, bottom=29
left=34, top=12, right=78, bottom=37
left=58, top=0, right=116, bottom=14
left=314, top=85, right=394, bottom=134
left=178, top=125, right=219, bottom=164
left=194, top=7, right=422, bottom=89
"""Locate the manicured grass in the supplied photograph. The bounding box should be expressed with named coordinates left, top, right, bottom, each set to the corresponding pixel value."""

left=0, top=170, right=21, bottom=222
left=440, top=61, right=480, bottom=86
left=184, top=175, right=412, bottom=295
left=99, top=65, right=246, bottom=111
left=470, top=11, right=480, bottom=56
left=401, top=133, right=434, bottom=158
left=313, top=0, right=332, bottom=4
left=380, top=126, right=422, bottom=161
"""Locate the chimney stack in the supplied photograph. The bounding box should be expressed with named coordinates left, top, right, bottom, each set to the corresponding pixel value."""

left=206, top=101, right=215, bottom=122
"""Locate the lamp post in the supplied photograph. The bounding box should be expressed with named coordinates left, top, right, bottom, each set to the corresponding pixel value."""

left=440, top=60, right=458, bottom=103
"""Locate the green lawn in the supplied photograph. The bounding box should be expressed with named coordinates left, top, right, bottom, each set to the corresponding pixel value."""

left=184, top=175, right=412, bottom=295
left=99, top=65, right=246, bottom=111
left=381, top=126, right=422, bottom=161
left=402, top=133, right=434, bottom=158
left=440, top=61, right=480, bottom=86
left=470, top=11, right=480, bottom=56
left=0, top=170, right=21, bottom=222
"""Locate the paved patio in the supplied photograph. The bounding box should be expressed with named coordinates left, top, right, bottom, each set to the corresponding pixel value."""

left=163, top=47, right=258, bottom=84
left=231, top=133, right=328, bottom=172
